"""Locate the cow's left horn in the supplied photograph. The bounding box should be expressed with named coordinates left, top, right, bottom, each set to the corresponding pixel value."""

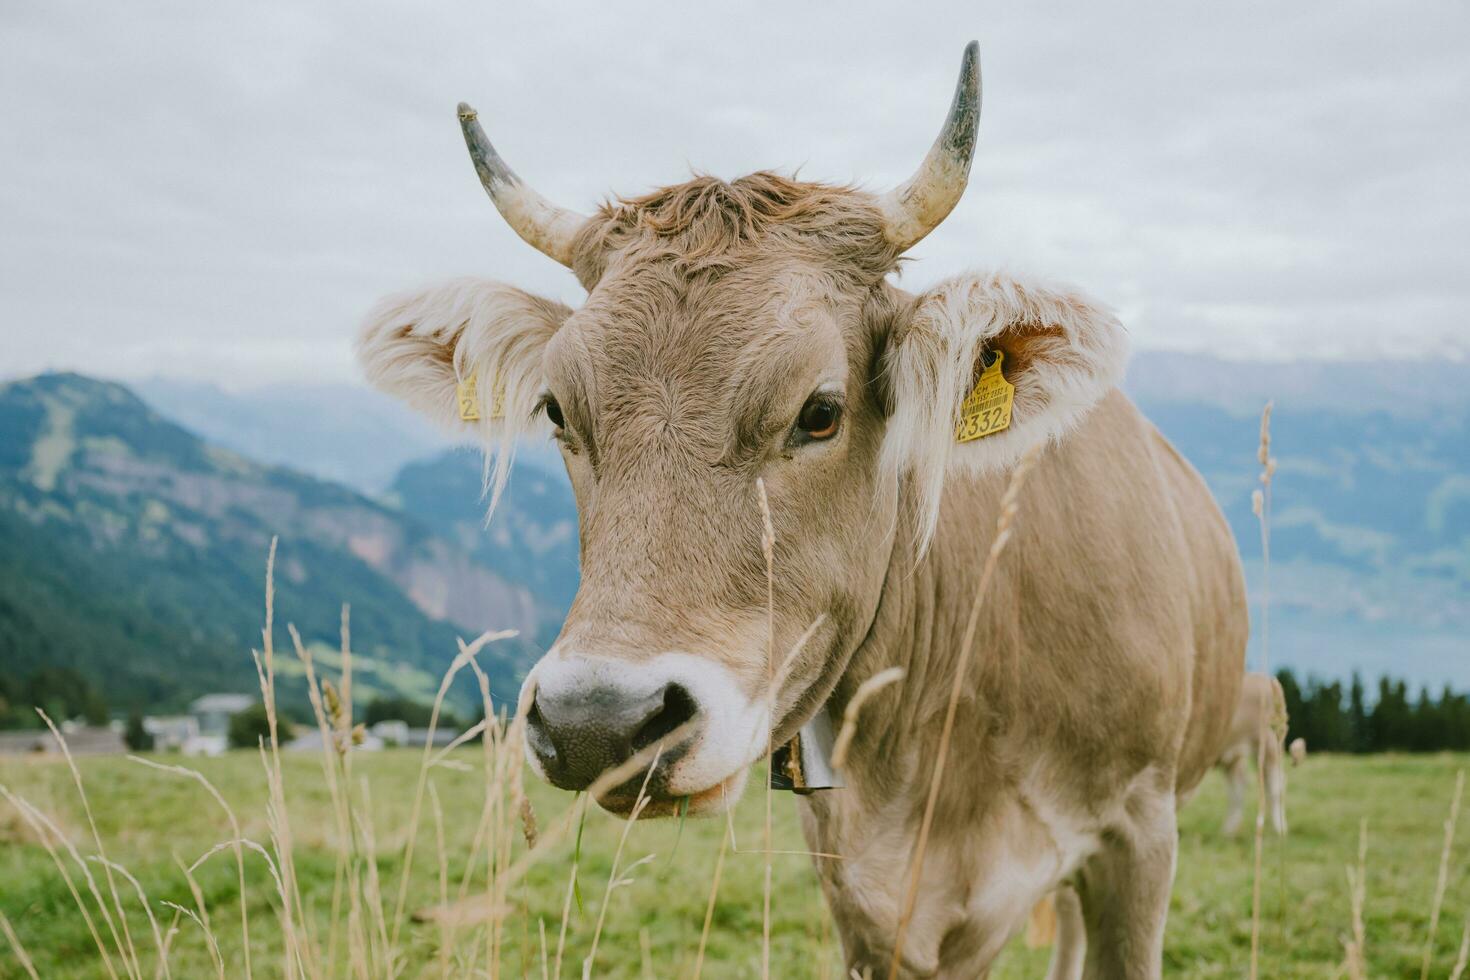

left=878, top=42, right=982, bottom=251
left=457, top=103, right=587, bottom=267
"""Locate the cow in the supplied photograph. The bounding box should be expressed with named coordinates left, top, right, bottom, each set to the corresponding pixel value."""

left=1216, top=672, right=1288, bottom=837
left=358, top=42, right=1248, bottom=979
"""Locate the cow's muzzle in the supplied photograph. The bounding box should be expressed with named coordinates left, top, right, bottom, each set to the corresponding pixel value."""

left=526, top=677, right=701, bottom=796
left=520, top=650, right=771, bottom=814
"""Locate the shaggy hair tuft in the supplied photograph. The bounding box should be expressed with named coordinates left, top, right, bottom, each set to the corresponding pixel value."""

left=571, top=172, right=899, bottom=285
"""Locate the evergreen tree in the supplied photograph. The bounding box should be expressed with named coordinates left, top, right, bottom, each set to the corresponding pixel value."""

left=1349, top=674, right=1369, bottom=753
left=124, top=711, right=154, bottom=752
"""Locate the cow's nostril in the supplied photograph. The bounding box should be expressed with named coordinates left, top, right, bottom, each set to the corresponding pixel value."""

left=525, top=696, right=557, bottom=765
left=630, top=683, right=699, bottom=752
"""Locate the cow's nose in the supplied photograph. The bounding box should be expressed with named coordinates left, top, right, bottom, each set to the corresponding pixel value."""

left=525, top=679, right=701, bottom=791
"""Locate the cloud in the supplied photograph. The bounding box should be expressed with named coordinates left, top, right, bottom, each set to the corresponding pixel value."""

left=1, top=0, right=1466, bottom=385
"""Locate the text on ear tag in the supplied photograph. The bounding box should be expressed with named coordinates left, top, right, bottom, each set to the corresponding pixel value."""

left=456, top=374, right=506, bottom=422
left=956, top=349, right=1014, bottom=443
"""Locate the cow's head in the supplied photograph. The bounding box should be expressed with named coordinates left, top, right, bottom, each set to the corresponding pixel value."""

left=359, top=43, right=1126, bottom=815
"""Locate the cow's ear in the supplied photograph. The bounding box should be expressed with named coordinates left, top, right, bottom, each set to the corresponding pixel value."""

left=358, top=277, right=571, bottom=433
left=880, top=271, right=1129, bottom=544
left=357, top=278, right=572, bottom=501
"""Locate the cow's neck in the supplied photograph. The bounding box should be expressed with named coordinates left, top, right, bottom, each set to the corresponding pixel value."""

left=794, top=465, right=1030, bottom=967
left=821, top=464, right=1016, bottom=808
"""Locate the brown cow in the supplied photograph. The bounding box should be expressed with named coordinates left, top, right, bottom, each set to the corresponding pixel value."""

left=1217, top=672, right=1289, bottom=837
left=359, top=42, right=1247, bottom=979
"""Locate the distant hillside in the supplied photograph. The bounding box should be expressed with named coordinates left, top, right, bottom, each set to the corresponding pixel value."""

left=0, top=374, right=539, bottom=714
left=387, top=449, right=580, bottom=624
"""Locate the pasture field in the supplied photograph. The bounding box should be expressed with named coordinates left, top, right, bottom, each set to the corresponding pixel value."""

left=2, top=748, right=1467, bottom=978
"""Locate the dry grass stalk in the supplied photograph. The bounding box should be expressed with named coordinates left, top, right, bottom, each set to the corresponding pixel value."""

left=251, top=536, right=312, bottom=979
left=1341, top=818, right=1368, bottom=980
left=351, top=777, right=393, bottom=974
left=1421, top=768, right=1466, bottom=979
left=127, top=756, right=251, bottom=978
left=888, top=444, right=1042, bottom=980
left=428, top=781, right=450, bottom=978
left=583, top=752, right=662, bottom=978
left=552, top=811, right=583, bottom=980
left=173, top=853, right=225, bottom=980
left=829, top=668, right=906, bottom=771
left=1450, top=919, right=1470, bottom=980
left=161, top=901, right=224, bottom=980
left=538, top=917, right=550, bottom=980
left=0, top=909, right=40, bottom=980
left=756, top=476, right=778, bottom=980
left=1249, top=401, right=1276, bottom=980
left=0, top=784, right=122, bottom=980
left=495, top=672, right=539, bottom=976
left=441, top=651, right=503, bottom=975
left=288, top=622, right=359, bottom=979
left=639, top=926, right=655, bottom=980
left=90, top=855, right=169, bottom=979
left=388, top=628, right=516, bottom=950
left=693, top=806, right=735, bottom=980
left=35, top=708, right=139, bottom=978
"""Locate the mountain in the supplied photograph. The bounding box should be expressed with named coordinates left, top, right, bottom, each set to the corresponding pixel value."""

left=0, top=374, right=540, bottom=715
left=386, top=449, right=580, bottom=623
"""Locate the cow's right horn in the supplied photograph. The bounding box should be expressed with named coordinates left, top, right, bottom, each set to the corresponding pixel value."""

left=877, top=42, right=982, bottom=252
left=457, top=103, right=587, bottom=268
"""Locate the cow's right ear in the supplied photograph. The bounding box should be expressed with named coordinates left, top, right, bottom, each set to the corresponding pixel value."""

left=357, top=277, right=571, bottom=437
left=357, top=278, right=572, bottom=505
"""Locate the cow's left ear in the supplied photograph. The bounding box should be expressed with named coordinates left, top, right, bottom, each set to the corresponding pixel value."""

left=880, top=271, right=1129, bottom=544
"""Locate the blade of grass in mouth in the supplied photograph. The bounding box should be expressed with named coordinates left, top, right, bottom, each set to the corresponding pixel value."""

left=661, top=796, right=692, bottom=877
left=572, top=794, right=588, bottom=914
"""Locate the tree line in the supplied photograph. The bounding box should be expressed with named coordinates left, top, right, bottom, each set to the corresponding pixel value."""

left=1279, top=669, right=1470, bottom=753
left=0, top=666, right=108, bottom=729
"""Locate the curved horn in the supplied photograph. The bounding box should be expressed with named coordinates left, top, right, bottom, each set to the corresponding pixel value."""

left=878, top=42, right=982, bottom=251
left=457, top=103, right=587, bottom=267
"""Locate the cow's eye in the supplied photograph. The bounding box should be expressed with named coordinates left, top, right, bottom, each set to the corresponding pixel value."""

left=793, top=394, right=842, bottom=442
left=538, top=394, right=565, bottom=430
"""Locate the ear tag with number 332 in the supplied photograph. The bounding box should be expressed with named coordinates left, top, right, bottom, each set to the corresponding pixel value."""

left=955, top=349, right=1014, bottom=443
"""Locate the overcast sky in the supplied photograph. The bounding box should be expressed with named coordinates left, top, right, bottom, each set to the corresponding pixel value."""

left=2, top=1, right=1466, bottom=387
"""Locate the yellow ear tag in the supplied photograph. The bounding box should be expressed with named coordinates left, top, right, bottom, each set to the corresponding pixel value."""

left=456, top=374, right=506, bottom=422
left=955, top=349, right=1014, bottom=443
left=487, top=375, right=505, bottom=420
left=456, top=376, right=481, bottom=422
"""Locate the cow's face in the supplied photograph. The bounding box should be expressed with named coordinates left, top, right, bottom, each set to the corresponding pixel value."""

left=525, top=209, right=906, bottom=813
left=359, top=44, right=1127, bottom=814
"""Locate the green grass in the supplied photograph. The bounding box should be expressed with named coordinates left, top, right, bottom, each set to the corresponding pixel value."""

left=2, top=750, right=1468, bottom=977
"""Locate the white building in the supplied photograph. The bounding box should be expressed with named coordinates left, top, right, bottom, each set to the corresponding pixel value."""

left=181, top=693, right=255, bottom=756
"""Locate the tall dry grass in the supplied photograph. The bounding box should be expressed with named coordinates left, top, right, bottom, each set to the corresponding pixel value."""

left=1249, top=401, right=1277, bottom=980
